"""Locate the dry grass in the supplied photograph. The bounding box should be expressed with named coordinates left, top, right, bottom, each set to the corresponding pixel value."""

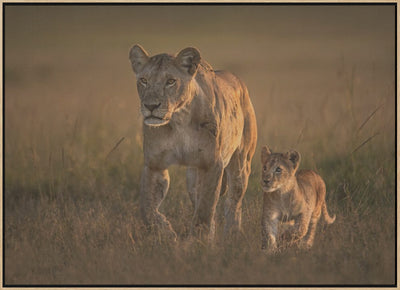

left=4, top=4, right=396, bottom=286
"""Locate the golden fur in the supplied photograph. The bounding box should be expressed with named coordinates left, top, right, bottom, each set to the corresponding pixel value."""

left=260, top=146, right=336, bottom=251
left=129, top=45, right=257, bottom=242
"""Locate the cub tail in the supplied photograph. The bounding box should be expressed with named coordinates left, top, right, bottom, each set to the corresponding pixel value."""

left=322, top=201, right=336, bottom=224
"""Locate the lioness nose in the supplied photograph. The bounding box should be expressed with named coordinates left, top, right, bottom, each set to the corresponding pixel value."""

left=144, top=103, right=161, bottom=112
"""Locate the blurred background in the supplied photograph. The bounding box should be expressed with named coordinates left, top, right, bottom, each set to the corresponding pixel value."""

left=5, top=4, right=395, bottom=165
left=4, top=4, right=396, bottom=285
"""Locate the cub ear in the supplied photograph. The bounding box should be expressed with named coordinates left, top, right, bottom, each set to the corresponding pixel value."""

left=129, top=44, right=149, bottom=74
left=286, top=150, right=301, bottom=172
left=261, top=146, right=272, bottom=164
left=175, top=47, right=201, bottom=75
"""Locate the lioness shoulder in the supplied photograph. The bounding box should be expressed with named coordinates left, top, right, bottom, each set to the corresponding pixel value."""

left=260, top=145, right=336, bottom=251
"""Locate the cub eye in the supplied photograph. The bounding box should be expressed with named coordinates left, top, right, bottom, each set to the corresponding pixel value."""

left=139, top=78, right=147, bottom=86
left=275, top=167, right=282, bottom=173
left=166, top=79, right=176, bottom=86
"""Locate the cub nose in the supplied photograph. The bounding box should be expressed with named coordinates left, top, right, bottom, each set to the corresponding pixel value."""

left=144, top=103, right=161, bottom=112
left=264, top=175, right=272, bottom=184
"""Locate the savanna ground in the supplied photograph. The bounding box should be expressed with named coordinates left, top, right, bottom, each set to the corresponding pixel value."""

left=4, top=4, right=396, bottom=286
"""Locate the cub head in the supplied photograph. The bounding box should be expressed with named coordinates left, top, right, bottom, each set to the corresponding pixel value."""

left=129, top=44, right=201, bottom=127
left=261, top=146, right=301, bottom=193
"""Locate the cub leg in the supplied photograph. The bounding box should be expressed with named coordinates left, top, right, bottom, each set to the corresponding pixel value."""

left=304, top=208, right=322, bottom=248
left=224, top=149, right=251, bottom=236
left=191, top=161, right=224, bottom=243
left=261, top=209, right=279, bottom=252
left=278, top=220, right=296, bottom=243
left=290, top=212, right=312, bottom=245
left=140, top=166, right=177, bottom=242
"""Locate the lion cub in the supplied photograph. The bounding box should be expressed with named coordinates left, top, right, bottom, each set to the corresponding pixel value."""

left=260, top=146, right=336, bottom=251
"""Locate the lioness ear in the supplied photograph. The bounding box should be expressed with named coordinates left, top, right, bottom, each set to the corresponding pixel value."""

left=286, top=150, right=301, bottom=172
left=261, top=146, right=272, bottom=164
left=176, top=47, right=201, bottom=75
left=129, top=44, right=149, bottom=74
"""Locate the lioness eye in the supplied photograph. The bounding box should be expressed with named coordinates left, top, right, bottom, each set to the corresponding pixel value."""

left=139, top=78, right=147, bottom=85
left=263, top=165, right=267, bottom=171
left=166, top=79, right=176, bottom=86
left=275, top=167, right=282, bottom=173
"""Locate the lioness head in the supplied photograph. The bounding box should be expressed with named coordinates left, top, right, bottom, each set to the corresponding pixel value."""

left=261, top=146, right=301, bottom=193
left=129, top=44, right=201, bottom=127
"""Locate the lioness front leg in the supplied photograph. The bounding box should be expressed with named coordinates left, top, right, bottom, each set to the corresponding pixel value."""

left=186, top=167, right=197, bottom=209
left=191, top=161, right=224, bottom=243
left=224, top=150, right=252, bottom=237
left=140, top=166, right=177, bottom=242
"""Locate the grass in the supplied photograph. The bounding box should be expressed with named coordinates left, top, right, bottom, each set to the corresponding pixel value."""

left=4, top=145, right=396, bottom=285
left=4, top=4, right=396, bottom=286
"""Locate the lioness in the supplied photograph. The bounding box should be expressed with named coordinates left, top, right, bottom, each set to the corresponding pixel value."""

left=129, top=45, right=257, bottom=242
left=260, top=146, right=336, bottom=251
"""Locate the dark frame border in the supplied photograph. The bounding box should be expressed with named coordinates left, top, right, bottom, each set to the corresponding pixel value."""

left=2, top=2, right=397, bottom=288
